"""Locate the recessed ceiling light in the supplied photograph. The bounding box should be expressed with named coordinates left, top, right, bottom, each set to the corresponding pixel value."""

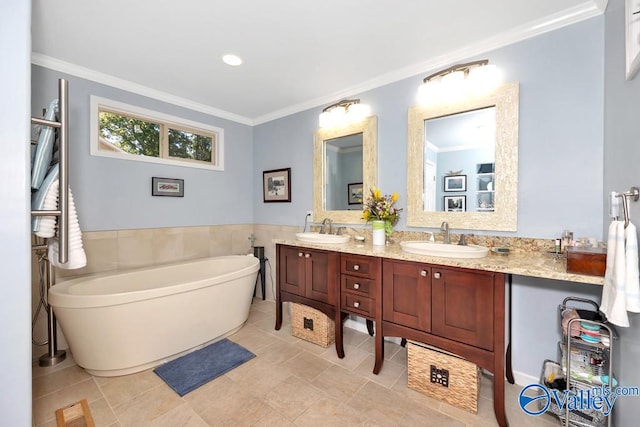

left=222, top=54, right=242, bottom=66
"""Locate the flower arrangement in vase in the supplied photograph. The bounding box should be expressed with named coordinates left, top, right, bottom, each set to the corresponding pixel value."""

left=362, top=188, right=402, bottom=243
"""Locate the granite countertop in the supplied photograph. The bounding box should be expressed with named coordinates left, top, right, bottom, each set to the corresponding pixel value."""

left=273, top=238, right=605, bottom=286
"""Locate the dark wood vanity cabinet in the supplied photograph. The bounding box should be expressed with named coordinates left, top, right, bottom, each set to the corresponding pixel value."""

left=278, top=245, right=337, bottom=304
left=275, top=245, right=341, bottom=355
left=382, top=259, right=431, bottom=332
left=378, top=259, right=507, bottom=427
left=431, top=266, right=495, bottom=351
left=340, top=254, right=380, bottom=318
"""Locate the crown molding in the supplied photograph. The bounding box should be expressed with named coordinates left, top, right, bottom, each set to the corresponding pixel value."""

left=30, top=53, right=254, bottom=126
left=253, top=1, right=604, bottom=125
left=32, top=1, right=605, bottom=127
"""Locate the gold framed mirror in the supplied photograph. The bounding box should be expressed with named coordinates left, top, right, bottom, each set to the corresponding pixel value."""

left=313, top=116, right=377, bottom=224
left=407, top=83, right=519, bottom=231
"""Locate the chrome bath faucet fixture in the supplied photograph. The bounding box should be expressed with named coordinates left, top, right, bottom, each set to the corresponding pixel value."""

left=320, top=218, right=333, bottom=234
left=440, top=221, right=450, bottom=244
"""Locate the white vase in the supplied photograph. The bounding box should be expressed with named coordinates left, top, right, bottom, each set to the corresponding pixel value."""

left=372, top=220, right=386, bottom=246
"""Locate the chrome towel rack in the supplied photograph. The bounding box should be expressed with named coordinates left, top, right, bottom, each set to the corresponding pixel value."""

left=31, top=78, right=69, bottom=366
left=613, top=187, right=639, bottom=228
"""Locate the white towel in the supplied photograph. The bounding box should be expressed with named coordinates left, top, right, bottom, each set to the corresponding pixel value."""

left=601, top=221, right=640, bottom=327
left=41, top=183, right=87, bottom=270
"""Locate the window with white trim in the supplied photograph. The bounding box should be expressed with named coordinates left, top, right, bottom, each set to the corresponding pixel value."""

left=90, top=96, right=224, bottom=170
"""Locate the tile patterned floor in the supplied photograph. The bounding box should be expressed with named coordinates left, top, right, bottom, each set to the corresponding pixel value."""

left=32, top=299, right=560, bottom=426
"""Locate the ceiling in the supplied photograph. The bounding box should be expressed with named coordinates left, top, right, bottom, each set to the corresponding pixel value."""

left=31, top=0, right=606, bottom=125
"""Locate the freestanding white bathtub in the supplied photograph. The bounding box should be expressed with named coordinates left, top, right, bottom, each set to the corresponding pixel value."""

left=49, top=255, right=259, bottom=376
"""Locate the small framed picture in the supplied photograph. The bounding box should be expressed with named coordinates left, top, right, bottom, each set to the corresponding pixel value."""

left=263, top=168, right=291, bottom=202
left=443, top=175, right=467, bottom=192
left=347, top=182, right=363, bottom=205
left=152, top=177, right=184, bottom=197
left=626, top=0, right=640, bottom=80
left=444, top=195, right=466, bottom=212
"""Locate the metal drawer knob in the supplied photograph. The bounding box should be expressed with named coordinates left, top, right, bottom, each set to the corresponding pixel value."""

left=353, top=283, right=360, bottom=290
left=421, top=270, right=428, bottom=277
left=353, top=301, right=360, bottom=308
left=298, top=252, right=303, bottom=257
left=353, top=264, right=360, bottom=271
left=304, top=253, right=311, bottom=258
left=434, top=272, right=441, bottom=279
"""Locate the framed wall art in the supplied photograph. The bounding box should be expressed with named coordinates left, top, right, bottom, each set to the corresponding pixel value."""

left=627, top=0, right=640, bottom=80
left=151, top=177, right=184, bottom=197
left=444, top=195, right=466, bottom=212
left=348, top=182, right=363, bottom=205
left=263, top=168, right=291, bottom=202
left=443, top=175, right=467, bottom=192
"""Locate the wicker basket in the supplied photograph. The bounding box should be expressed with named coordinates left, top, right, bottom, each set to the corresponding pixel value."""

left=407, top=341, right=480, bottom=413
left=291, top=303, right=335, bottom=347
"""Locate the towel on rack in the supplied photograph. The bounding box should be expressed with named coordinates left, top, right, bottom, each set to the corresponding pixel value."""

left=31, top=99, right=59, bottom=190
left=32, top=164, right=59, bottom=236
left=45, top=184, right=87, bottom=269
left=601, top=221, right=640, bottom=327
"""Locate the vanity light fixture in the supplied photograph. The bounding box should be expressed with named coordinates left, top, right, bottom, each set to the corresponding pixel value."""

left=318, top=99, right=371, bottom=128
left=418, top=60, right=501, bottom=104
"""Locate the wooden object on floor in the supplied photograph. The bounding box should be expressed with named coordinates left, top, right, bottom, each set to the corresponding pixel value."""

left=55, top=399, right=95, bottom=427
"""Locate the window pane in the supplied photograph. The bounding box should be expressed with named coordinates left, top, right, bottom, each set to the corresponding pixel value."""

left=168, top=128, right=213, bottom=162
left=99, top=111, right=160, bottom=157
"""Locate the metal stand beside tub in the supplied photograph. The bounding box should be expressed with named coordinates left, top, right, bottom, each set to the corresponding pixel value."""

left=48, top=255, right=259, bottom=377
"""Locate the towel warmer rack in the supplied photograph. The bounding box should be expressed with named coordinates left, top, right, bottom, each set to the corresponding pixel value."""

left=613, top=186, right=639, bottom=228
left=31, top=78, right=69, bottom=366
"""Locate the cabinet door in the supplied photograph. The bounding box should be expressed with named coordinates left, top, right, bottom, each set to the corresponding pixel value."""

left=431, top=266, right=495, bottom=350
left=278, top=246, right=306, bottom=296
left=305, top=249, right=337, bottom=304
left=382, top=260, right=431, bottom=332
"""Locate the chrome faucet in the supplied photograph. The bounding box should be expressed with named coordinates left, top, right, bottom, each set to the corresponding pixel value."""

left=320, top=218, right=333, bottom=234
left=440, top=221, right=450, bottom=244
left=458, top=233, right=473, bottom=246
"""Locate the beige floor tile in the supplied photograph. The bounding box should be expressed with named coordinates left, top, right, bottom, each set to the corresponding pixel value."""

left=292, top=336, right=336, bottom=356
left=251, top=298, right=276, bottom=314
left=33, top=378, right=102, bottom=426
left=85, top=397, right=119, bottom=427
left=319, top=342, right=371, bottom=371
left=97, top=369, right=166, bottom=408
left=196, top=381, right=275, bottom=426
left=263, top=375, right=325, bottom=421
left=311, top=364, right=368, bottom=401
left=293, top=397, right=372, bottom=426
left=224, top=357, right=291, bottom=399
left=280, top=351, right=333, bottom=382
left=228, top=326, right=281, bottom=353
left=32, top=364, right=92, bottom=398
left=246, top=308, right=273, bottom=324
left=353, top=354, right=406, bottom=388
left=148, top=402, right=209, bottom=427
left=251, top=411, right=297, bottom=426
left=253, top=338, right=302, bottom=365
left=347, top=381, right=465, bottom=427
left=111, top=384, right=183, bottom=425
left=357, top=336, right=404, bottom=361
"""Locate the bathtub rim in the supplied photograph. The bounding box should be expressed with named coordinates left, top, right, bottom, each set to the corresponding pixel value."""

left=49, top=255, right=259, bottom=309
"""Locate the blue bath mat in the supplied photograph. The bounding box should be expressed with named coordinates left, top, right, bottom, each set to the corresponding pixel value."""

left=154, top=339, right=255, bottom=396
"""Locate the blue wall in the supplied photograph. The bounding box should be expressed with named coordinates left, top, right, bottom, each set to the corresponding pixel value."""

left=603, top=1, right=640, bottom=425
left=253, top=15, right=608, bottom=405
left=254, top=18, right=605, bottom=240
left=31, top=66, right=255, bottom=231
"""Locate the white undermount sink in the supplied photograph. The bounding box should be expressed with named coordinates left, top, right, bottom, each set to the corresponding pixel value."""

left=400, top=241, right=489, bottom=259
left=296, top=232, right=351, bottom=244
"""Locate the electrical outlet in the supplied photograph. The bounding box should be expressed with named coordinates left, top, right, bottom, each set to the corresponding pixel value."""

left=306, top=210, right=313, bottom=218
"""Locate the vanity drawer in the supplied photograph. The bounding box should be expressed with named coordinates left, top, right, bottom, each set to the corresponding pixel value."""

left=341, top=275, right=375, bottom=297
left=341, top=254, right=380, bottom=278
left=342, top=294, right=375, bottom=317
